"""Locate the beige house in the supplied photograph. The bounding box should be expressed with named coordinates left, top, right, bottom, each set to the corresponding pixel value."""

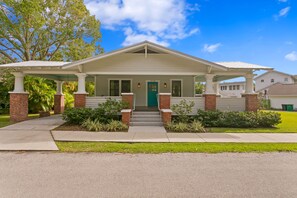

left=0, top=41, right=272, bottom=124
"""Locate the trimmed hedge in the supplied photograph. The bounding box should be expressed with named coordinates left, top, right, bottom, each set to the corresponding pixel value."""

left=196, top=110, right=281, bottom=128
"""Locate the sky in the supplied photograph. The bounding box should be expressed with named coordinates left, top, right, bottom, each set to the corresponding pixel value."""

left=84, top=0, right=297, bottom=76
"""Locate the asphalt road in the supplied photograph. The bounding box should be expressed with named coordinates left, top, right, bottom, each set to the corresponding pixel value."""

left=1, top=152, right=297, bottom=198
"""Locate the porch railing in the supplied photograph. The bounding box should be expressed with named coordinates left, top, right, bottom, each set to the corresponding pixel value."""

left=86, top=96, right=122, bottom=108
left=171, top=97, right=205, bottom=115
left=216, top=97, right=245, bottom=111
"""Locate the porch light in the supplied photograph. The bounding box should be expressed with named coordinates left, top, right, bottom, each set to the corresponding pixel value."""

left=164, top=83, right=167, bottom=88
left=137, top=82, right=141, bottom=88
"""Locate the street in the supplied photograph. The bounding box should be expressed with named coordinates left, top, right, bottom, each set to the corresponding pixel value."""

left=1, top=152, right=297, bottom=198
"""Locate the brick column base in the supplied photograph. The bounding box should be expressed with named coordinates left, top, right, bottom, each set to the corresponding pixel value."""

left=121, top=93, right=134, bottom=110
left=10, top=92, right=29, bottom=122
left=159, top=93, right=171, bottom=109
left=242, top=94, right=258, bottom=112
left=54, top=94, right=65, bottom=114
left=203, top=94, right=217, bottom=111
left=74, top=94, right=88, bottom=108
left=161, top=109, right=172, bottom=124
left=121, top=109, right=132, bottom=126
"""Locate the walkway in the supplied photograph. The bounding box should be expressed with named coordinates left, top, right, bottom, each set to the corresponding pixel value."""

left=0, top=115, right=64, bottom=151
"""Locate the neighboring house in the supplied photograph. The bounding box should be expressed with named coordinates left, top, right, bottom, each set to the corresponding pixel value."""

left=219, top=81, right=245, bottom=98
left=255, top=70, right=296, bottom=93
left=266, top=83, right=297, bottom=110
left=0, top=41, right=272, bottom=123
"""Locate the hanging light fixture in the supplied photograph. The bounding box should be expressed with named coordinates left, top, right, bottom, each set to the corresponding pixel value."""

left=137, top=82, right=141, bottom=88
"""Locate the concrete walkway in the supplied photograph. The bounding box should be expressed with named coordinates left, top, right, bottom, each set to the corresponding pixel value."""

left=0, top=115, right=64, bottom=151
left=52, top=129, right=297, bottom=143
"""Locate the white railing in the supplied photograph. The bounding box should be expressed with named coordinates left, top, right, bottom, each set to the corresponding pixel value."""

left=171, top=97, right=205, bottom=115
left=216, top=97, right=245, bottom=112
left=86, top=96, right=122, bottom=108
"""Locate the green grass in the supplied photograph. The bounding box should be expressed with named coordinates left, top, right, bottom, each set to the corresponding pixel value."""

left=210, top=111, right=297, bottom=133
left=56, top=142, right=297, bottom=153
left=0, top=114, right=39, bottom=128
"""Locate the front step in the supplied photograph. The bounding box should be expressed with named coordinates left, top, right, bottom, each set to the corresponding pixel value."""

left=130, top=111, right=163, bottom=126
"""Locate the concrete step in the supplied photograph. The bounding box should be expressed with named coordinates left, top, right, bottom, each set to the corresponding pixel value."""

left=131, top=114, right=161, bottom=118
left=130, top=122, right=164, bottom=126
left=133, top=111, right=160, bottom=116
left=131, top=117, right=162, bottom=122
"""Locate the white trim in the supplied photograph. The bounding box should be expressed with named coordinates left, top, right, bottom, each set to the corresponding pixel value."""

left=145, top=80, right=160, bottom=106
left=121, top=109, right=132, bottom=113
left=170, top=79, right=183, bottom=97
left=94, top=76, right=97, bottom=96
left=22, top=70, right=78, bottom=74
left=85, top=72, right=204, bottom=75
left=108, top=78, right=133, bottom=96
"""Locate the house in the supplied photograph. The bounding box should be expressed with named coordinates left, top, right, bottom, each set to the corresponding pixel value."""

left=255, top=70, right=296, bottom=93
left=218, top=81, right=246, bottom=98
left=0, top=41, right=272, bottom=124
left=266, top=83, right=297, bottom=110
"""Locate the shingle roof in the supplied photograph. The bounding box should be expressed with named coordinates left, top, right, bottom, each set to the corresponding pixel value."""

left=267, top=83, right=297, bottom=96
left=216, top=61, right=272, bottom=70
left=0, top=60, right=69, bottom=68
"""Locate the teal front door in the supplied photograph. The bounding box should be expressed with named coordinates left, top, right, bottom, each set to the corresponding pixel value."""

left=147, top=82, right=158, bottom=107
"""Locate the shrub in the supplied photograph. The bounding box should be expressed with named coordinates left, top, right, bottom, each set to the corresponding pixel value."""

left=171, top=99, right=195, bottom=123
left=196, top=110, right=281, bottom=128
left=105, top=120, right=128, bottom=132
left=190, top=120, right=206, bottom=132
left=82, top=118, right=105, bottom=132
left=62, top=108, right=93, bottom=125
left=166, top=121, right=206, bottom=133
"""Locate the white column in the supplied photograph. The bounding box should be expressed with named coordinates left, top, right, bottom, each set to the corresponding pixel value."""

left=11, top=72, right=25, bottom=93
left=204, top=74, right=215, bottom=94
left=75, top=73, right=87, bottom=94
left=55, top=81, right=64, bottom=95
left=213, top=81, right=220, bottom=95
left=245, top=73, right=254, bottom=94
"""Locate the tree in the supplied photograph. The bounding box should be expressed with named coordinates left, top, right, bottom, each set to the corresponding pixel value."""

left=0, top=0, right=102, bottom=62
left=195, top=82, right=204, bottom=94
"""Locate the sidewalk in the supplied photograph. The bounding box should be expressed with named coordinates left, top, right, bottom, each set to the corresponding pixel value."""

left=0, top=115, right=64, bottom=151
left=52, top=129, right=297, bottom=143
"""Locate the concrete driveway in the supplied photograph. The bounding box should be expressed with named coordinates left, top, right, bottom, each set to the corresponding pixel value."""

left=0, top=115, right=64, bottom=151
left=1, top=152, right=297, bottom=198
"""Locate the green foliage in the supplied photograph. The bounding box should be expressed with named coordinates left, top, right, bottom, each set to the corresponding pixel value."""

left=63, top=108, right=93, bottom=125
left=191, top=120, right=207, bottom=132
left=195, top=82, right=204, bottom=94
left=166, top=121, right=206, bottom=133
left=0, top=70, right=14, bottom=114
left=171, top=99, right=195, bottom=123
left=82, top=118, right=105, bottom=132
left=0, top=0, right=102, bottom=62
left=196, top=110, right=281, bottom=128
left=105, top=120, right=128, bottom=132
left=260, top=99, right=271, bottom=110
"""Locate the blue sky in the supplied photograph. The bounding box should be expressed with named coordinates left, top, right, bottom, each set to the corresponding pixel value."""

left=85, top=0, right=297, bottom=75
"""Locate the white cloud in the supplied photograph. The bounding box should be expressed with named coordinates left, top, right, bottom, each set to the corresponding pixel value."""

left=285, top=51, right=297, bottom=61
left=279, top=6, right=290, bottom=17
left=203, top=43, right=222, bottom=53
left=84, top=0, right=199, bottom=46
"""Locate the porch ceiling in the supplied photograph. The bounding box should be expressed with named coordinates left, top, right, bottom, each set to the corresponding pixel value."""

left=28, top=74, right=94, bottom=81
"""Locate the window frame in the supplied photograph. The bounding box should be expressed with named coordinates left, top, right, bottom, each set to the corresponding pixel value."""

left=108, top=79, right=133, bottom=96
left=170, top=79, right=183, bottom=97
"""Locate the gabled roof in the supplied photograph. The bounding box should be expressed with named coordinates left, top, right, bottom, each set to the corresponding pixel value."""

left=0, top=60, right=69, bottom=68
left=62, top=41, right=228, bottom=70
left=254, top=70, right=294, bottom=80
left=267, top=83, right=297, bottom=96
left=216, top=62, right=272, bottom=70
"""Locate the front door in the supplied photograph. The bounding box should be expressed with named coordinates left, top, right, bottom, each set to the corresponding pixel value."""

left=147, top=82, right=158, bottom=107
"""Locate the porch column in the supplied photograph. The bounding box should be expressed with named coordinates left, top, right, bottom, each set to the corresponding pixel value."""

left=74, top=73, right=88, bottom=108
left=122, top=93, right=134, bottom=110
left=159, top=93, right=171, bottom=109
left=203, top=74, right=217, bottom=111
left=54, top=81, right=65, bottom=114
left=9, top=72, right=28, bottom=122
left=242, top=73, right=258, bottom=112
left=213, top=81, right=220, bottom=95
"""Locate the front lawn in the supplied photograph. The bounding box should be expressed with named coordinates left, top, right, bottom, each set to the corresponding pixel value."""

left=210, top=111, right=297, bottom=133
left=0, top=114, right=40, bottom=128
left=56, top=142, right=297, bottom=153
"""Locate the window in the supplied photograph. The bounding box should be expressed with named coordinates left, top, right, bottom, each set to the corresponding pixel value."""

left=271, top=79, right=274, bottom=83
left=171, top=80, right=182, bottom=97
left=236, top=85, right=240, bottom=90
left=221, top=86, right=227, bottom=91
left=109, top=80, right=131, bottom=96
left=284, top=78, right=288, bottom=82
left=261, top=79, right=264, bottom=83
left=229, top=85, right=232, bottom=90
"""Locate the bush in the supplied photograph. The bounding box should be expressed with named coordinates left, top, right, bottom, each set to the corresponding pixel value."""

left=196, top=110, right=281, bottom=128
left=82, top=118, right=105, bottom=132
left=62, top=108, right=93, bottom=125
left=190, top=120, right=207, bottom=132
left=166, top=121, right=206, bottom=133
left=105, top=120, right=128, bottom=132
left=171, top=99, right=194, bottom=123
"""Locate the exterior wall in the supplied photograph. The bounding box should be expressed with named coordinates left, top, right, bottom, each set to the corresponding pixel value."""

left=86, top=96, right=122, bottom=108
left=269, top=96, right=297, bottom=110
left=219, top=82, right=245, bottom=98
left=171, top=97, right=204, bottom=115
left=95, top=75, right=194, bottom=107
left=216, top=98, right=245, bottom=111
left=255, top=72, right=294, bottom=92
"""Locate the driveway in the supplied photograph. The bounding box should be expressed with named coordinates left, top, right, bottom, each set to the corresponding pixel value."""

left=0, top=152, right=297, bottom=197
left=0, top=115, right=64, bottom=150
